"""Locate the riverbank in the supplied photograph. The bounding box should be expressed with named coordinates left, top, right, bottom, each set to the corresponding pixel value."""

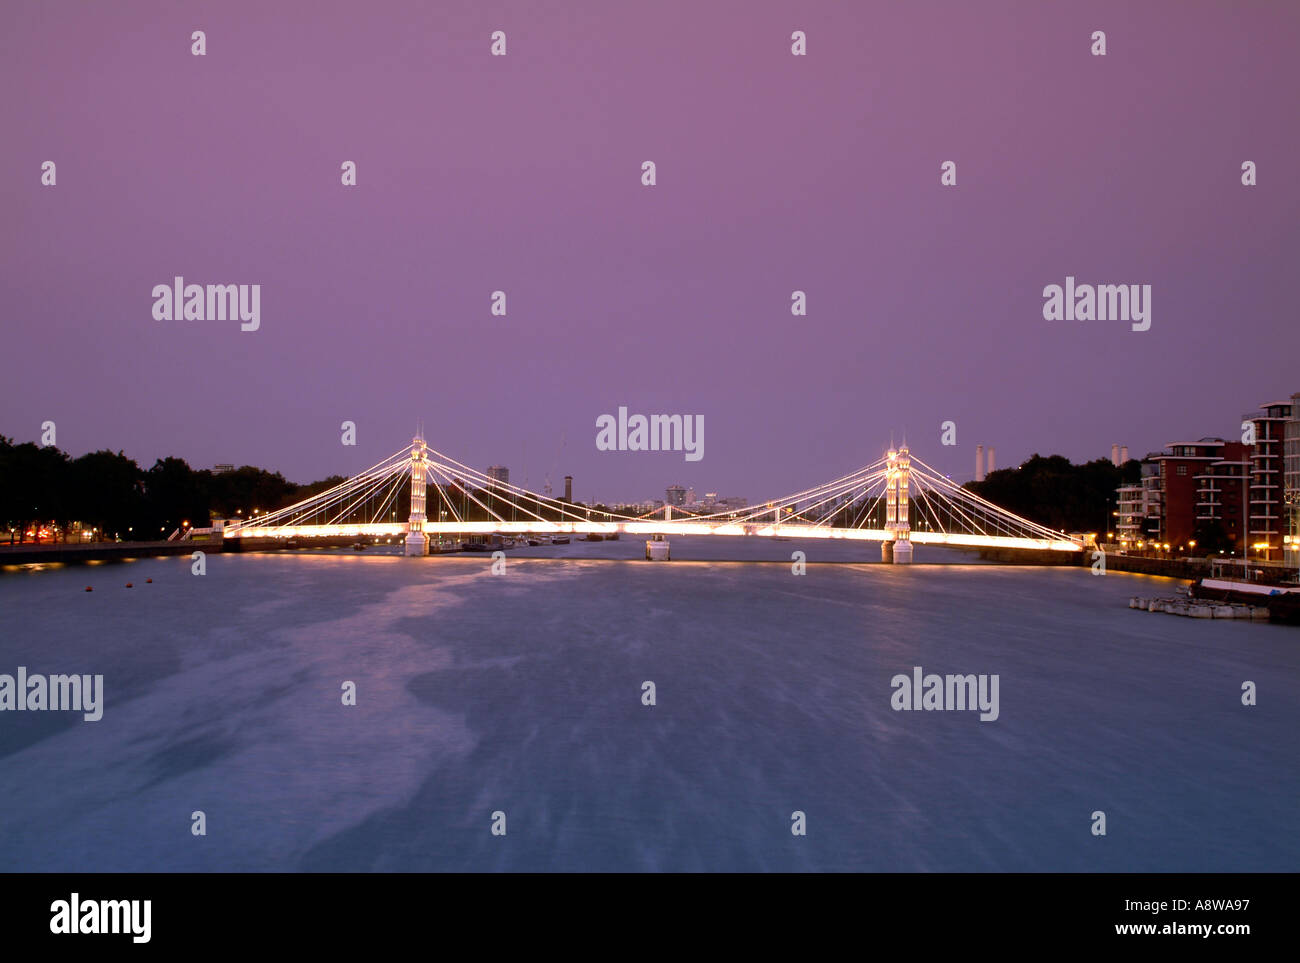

left=0, top=540, right=222, bottom=565
left=1095, top=553, right=1206, bottom=579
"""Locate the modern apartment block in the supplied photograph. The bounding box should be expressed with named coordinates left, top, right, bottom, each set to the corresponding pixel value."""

left=1153, top=439, right=1233, bottom=549
left=1193, top=441, right=1248, bottom=551
left=1286, top=392, right=1300, bottom=569
left=1117, top=394, right=1300, bottom=563
left=1243, top=399, right=1294, bottom=561
left=1116, top=462, right=1160, bottom=542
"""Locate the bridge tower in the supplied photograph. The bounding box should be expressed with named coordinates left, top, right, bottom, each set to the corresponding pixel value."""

left=882, top=446, right=914, bottom=564
left=404, top=435, right=430, bottom=556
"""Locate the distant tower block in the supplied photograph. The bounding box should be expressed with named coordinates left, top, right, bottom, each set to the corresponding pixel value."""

left=1111, top=444, right=1120, bottom=466
left=1120, top=445, right=1129, bottom=464
left=987, top=447, right=995, bottom=473
left=564, top=475, right=573, bottom=502
left=405, top=436, right=430, bottom=556
left=975, top=445, right=985, bottom=482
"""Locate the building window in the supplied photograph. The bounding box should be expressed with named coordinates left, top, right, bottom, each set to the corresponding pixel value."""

left=1176, top=465, right=1187, bottom=476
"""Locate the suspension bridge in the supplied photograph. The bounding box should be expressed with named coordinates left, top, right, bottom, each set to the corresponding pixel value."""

left=216, top=435, right=1084, bottom=563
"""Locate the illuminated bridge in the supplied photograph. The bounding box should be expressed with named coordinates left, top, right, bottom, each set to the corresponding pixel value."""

left=218, top=436, right=1084, bottom=563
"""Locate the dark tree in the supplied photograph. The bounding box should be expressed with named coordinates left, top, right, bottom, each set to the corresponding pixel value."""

left=965, top=454, right=1126, bottom=534
left=143, top=457, right=210, bottom=536
left=70, top=450, right=144, bottom=539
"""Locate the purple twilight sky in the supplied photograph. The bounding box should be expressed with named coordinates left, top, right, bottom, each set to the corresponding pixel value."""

left=3, top=0, right=1298, bottom=503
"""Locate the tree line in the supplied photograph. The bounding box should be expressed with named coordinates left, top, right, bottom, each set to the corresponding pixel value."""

left=0, top=436, right=344, bottom=543
left=964, top=454, right=1141, bottom=535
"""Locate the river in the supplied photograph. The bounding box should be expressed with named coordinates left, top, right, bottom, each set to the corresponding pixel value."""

left=1, top=538, right=1295, bottom=871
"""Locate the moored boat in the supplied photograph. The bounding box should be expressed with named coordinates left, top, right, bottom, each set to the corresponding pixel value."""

left=1189, top=576, right=1300, bottom=624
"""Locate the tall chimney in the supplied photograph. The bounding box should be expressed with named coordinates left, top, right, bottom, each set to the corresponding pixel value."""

left=975, top=445, right=985, bottom=482
left=1120, top=446, right=1129, bottom=464
left=564, top=475, right=573, bottom=502
left=1111, top=444, right=1120, bottom=466
left=987, top=447, right=995, bottom=473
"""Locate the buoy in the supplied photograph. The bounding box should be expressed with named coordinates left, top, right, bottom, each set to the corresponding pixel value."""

left=125, top=583, right=133, bottom=588
left=146, top=578, right=153, bottom=583
left=85, top=586, right=93, bottom=592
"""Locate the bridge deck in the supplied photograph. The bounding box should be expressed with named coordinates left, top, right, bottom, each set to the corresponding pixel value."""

left=224, top=521, right=1083, bottom=553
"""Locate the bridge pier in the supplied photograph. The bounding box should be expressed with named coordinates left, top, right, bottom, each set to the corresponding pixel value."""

left=405, top=435, right=430, bottom=557
left=882, top=446, right=913, bottom=563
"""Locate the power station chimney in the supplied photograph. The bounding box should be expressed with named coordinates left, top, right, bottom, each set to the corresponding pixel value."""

left=1120, top=445, right=1129, bottom=464
left=987, top=447, right=995, bottom=473
left=975, top=445, right=985, bottom=482
left=564, top=475, right=573, bottom=502
left=1111, top=444, right=1120, bottom=466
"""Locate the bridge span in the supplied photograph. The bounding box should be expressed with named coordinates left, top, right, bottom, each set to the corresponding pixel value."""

left=220, top=436, right=1085, bottom=562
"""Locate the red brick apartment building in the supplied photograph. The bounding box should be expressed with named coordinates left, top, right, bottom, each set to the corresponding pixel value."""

left=1194, top=440, right=1248, bottom=552
left=1116, top=394, right=1300, bottom=563
left=1155, top=439, right=1233, bottom=549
